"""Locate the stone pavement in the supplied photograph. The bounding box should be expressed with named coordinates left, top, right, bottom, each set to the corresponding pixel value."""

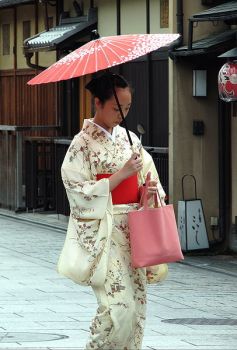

left=0, top=210, right=237, bottom=350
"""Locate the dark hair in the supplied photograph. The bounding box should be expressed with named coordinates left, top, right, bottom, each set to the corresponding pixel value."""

left=85, top=72, right=131, bottom=104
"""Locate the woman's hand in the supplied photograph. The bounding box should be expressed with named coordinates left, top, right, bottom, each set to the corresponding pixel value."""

left=139, top=178, right=158, bottom=205
left=108, top=153, right=143, bottom=192
left=147, top=180, right=158, bottom=195
left=120, top=153, right=143, bottom=179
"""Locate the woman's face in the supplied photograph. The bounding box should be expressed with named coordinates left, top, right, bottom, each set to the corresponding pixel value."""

left=94, top=87, right=132, bottom=133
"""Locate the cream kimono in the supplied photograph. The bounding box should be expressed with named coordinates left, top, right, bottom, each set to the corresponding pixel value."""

left=58, top=119, right=165, bottom=350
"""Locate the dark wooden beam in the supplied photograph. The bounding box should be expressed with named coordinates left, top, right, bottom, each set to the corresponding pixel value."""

left=13, top=6, right=17, bottom=124
left=116, top=0, right=121, bottom=35
left=146, top=0, right=150, bottom=34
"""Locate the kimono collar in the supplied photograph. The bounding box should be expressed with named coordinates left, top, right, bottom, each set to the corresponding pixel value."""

left=87, top=119, right=118, bottom=142
left=82, top=118, right=119, bottom=144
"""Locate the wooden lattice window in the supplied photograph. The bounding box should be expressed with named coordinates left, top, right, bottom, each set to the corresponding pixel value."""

left=23, top=20, right=31, bottom=42
left=160, top=0, right=169, bottom=28
left=2, top=23, right=10, bottom=55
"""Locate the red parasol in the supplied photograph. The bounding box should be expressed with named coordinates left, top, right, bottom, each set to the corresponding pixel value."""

left=27, top=33, right=179, bottom=146
left=27, top=33, right=179, bottom=85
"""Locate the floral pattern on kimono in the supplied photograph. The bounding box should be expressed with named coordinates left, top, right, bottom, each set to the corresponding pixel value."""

left=57, top=118, right=165, bottom=287
left=57, top=118, right=166, bottom=349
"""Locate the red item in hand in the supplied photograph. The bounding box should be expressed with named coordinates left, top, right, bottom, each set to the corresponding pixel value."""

left=96, top=173, right=139, bottom=204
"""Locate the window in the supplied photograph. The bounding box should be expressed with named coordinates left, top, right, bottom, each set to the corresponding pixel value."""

left=160, top=0, right=169, bottom=28
left=23, top=21, right=31, bottom=42
left=2, top=23, right=10, bottom=55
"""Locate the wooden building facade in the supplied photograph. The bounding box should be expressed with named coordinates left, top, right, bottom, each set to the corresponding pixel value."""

left=169, top=0, right=237, bottom=252
left=0, top=0, right=58, bottom=130
left=0, top=0, right=171, bottom=212
left=1, top=0, right=237, bottom=252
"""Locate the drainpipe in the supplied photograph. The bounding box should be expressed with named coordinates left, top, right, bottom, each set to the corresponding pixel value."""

left=176, top=0, right=183, bottom=45
left=169, top=0, right=183, bottom=59
left=116, top=0, right=121, bottom=35
left=25, top=52, right=48, bottom=70
left=24, top=0, right=49, bottom=70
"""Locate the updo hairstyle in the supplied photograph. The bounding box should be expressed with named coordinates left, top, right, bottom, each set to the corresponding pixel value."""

left=85, top=72, right=131, bottom=105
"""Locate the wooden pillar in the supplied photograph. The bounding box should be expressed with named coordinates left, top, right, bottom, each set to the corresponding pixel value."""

left=13, top=7, right=17, bottom=124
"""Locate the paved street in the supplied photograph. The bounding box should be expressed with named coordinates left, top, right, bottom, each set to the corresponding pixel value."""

left=0, top=212, right=237, bottom=350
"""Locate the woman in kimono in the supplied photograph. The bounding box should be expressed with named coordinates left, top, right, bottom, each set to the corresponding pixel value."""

left=58, top=73, right=166, bottom=349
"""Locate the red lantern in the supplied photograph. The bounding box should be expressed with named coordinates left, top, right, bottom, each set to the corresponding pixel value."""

left=218, top=61, right=237, bottom=102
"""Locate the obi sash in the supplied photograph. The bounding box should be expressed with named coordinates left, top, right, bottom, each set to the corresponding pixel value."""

left=96, top=173, right=139, bottom=204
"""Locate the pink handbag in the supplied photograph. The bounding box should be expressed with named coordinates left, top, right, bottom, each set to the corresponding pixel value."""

left=128, top=172, right=184, bottom=268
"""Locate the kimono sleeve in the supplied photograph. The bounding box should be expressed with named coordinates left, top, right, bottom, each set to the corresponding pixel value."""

left=61, top=137, right=111, bottom=220
left=140, top=146, right=166, bottom=205
left=58, top=136, right=113, bottom=287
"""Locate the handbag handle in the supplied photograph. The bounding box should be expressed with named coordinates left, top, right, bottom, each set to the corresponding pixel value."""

left=141, top=172, right=163, bottom=209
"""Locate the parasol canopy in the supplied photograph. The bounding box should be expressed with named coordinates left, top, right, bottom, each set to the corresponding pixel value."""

left=27, top=33, right=179, bottom=85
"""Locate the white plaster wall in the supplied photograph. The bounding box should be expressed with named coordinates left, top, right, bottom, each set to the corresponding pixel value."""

left=121, top=0, right=146, bottom=34
left=95, top=0, right=173, bottom=36
left=150, top=0, right=171, bottom=33
left=95, top=0, right=117, bottom=36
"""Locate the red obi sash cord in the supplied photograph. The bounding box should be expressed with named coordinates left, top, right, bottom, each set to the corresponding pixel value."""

left=96, top=173, right=139, bottom=204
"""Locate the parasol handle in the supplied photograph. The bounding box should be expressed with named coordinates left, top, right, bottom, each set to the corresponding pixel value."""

left=105, top=72, right=147, bottom=183
left=106, top=72, right=133, bottom=146
left=109, top=75, right=146, bottom=184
